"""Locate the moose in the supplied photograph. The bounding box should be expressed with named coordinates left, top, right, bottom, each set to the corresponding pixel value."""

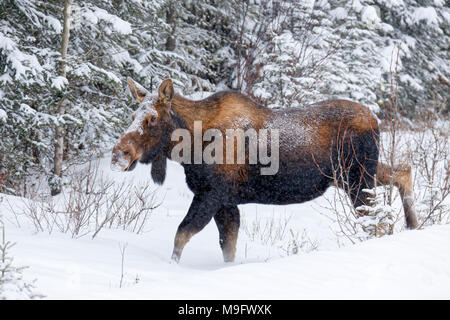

left=111, top=78, right=418, bottom=263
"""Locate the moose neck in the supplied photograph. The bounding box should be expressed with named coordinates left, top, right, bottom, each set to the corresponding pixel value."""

left=170, top=94, right=219, bottom=131
left=166, top=94, right=221, bottom=164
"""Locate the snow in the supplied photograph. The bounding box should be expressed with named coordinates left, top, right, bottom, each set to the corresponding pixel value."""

left=0, top=109, right=7, bottom=121
left=330, top=7, right=347, bottom=21
left=442, top=11, right=450, bottom=24
left=19, top=103, right=36, bottom=116
left=112, top=51, right=143, bottom=73
left=71, top=63, right=91, bottom=78
left=265, top=111, right=315, bottom=147
left=2, top=157, right=450, bottom=299
left=380, top=43, right=403, bottom=73
left=0, top=261, right=40, bottom=300
left=376, top=0, right=405, bottom=8
left=51, top=76, right=68, bottom=91
left=83, top=7, right=132, bottom=35
left=1, top=0, right=449, bottom=300
left=125, top=96, right=158, bottom=136
left=253, top=87, right=271, bottom=100
left=88, top=63, right=121, bottom=83
left=400, top=74, right=423, bottom=91
left=0, top=73, right=13, bottom=84
left=0, top=34, right=16, bottom=51
left=189, top=91, right=216, bottom=100
left=43, top=15, right=62, bottom=34
left=351, top=0, right=363, bottom=13
left=110, top=149, right=129, bottom=172
left=411, top=7, right=440, bottom=27
left=361, top=6, right=381, bottom=28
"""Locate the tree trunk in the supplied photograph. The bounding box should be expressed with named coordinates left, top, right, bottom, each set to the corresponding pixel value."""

left=165, top=1, right=176, bottom=51
left=50, top=0, right=72, bottom=196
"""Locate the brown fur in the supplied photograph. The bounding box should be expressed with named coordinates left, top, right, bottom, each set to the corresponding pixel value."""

left=113, top=78, right=417, bottom=263
left=169, top=93, right=269, bottom=182
left=214, top=205, right=240, bottom=262
left=172, top=230, right=195, bottom=262
left=170, top=93, right=269, bottom=131
left=116, top=93, right=380, bottom=183
left=376, top=162, right=418, bottom=228
left=170, top=96, right=379, bottom=183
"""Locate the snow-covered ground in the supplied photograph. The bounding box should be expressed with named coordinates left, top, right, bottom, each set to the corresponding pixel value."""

left=1, top=157, right=449, bottom=299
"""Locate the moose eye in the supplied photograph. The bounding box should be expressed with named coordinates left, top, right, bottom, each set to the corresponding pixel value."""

left=149, top=116, right=157, bottom=125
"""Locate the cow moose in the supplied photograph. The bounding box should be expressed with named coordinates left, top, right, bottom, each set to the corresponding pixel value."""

left=111, top=78, right=418, bottom=263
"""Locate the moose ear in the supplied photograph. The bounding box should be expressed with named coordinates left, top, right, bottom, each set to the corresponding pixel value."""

left=127, top=77, right=148, bottom=102
left=158, top=79, right=174, bottom=104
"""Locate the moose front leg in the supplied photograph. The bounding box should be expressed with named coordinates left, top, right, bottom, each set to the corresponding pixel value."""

left=214, top=205, right=240, bottom=263
left=171, top=194, right=223, bottom=263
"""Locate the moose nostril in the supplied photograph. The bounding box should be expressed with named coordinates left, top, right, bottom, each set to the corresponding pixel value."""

left=123, top=149, right=135, bottom=160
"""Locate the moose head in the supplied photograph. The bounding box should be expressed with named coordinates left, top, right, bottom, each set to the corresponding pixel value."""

left=110, top=77, right=175, bottom=184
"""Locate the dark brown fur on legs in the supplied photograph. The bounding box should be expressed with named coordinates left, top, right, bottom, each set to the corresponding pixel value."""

left=376, top=162, right=418, bottom=229
left=171, top=230, right=194, bottom=263
left=171, top=192, right=224, bottom=262
left=214, top=205, right=240, bottom=262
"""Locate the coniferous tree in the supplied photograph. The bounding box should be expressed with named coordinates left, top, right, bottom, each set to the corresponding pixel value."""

left=50, top=0, right=73, bottom=196
left=1, top=0, right=449, bottom=193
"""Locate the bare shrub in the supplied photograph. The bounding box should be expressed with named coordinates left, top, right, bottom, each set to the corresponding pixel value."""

left=408, top=116, right=449, bottom=227
left=322, top=46, right=449, bottom=245
left=319, top=173, right=400, bottom=246
left=9, top=160, right=160, bottom=238
left=378, top=46, right=449, bottom=228
left=316, top=121, right=400, bottom=245
left=241, top=208, right=318, bottom=256
left=381, top=46, right=402, bottom=206
left=281, top=228, right=319, bottom=256
left=0, top=173, right=6, bottom=193
left=320, top=46, right=426, bottom=245
left=118, top=242, right=127, bottom=289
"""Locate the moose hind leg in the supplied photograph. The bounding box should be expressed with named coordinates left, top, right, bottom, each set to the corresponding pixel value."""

left=346, top=157, right=378, bottom=211
left=334, top=129, right=379, bottom=212
left=214, top=205, right=240, bottom=263
left=376, top=162, right=418, bottom=229
left=350, top=129, right=379, bottom=210
left=171, top=194, right=222, bottom=263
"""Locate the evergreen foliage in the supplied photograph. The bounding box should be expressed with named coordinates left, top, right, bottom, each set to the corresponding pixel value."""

left=0, top=0, right=448, bottom=190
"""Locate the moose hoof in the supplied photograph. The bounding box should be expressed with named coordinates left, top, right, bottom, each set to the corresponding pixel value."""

left=222, top=252, right=236, bottom=263
left=171, top=253, right=181, bottom=263
left=407, top=221, right=419, bottom=230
